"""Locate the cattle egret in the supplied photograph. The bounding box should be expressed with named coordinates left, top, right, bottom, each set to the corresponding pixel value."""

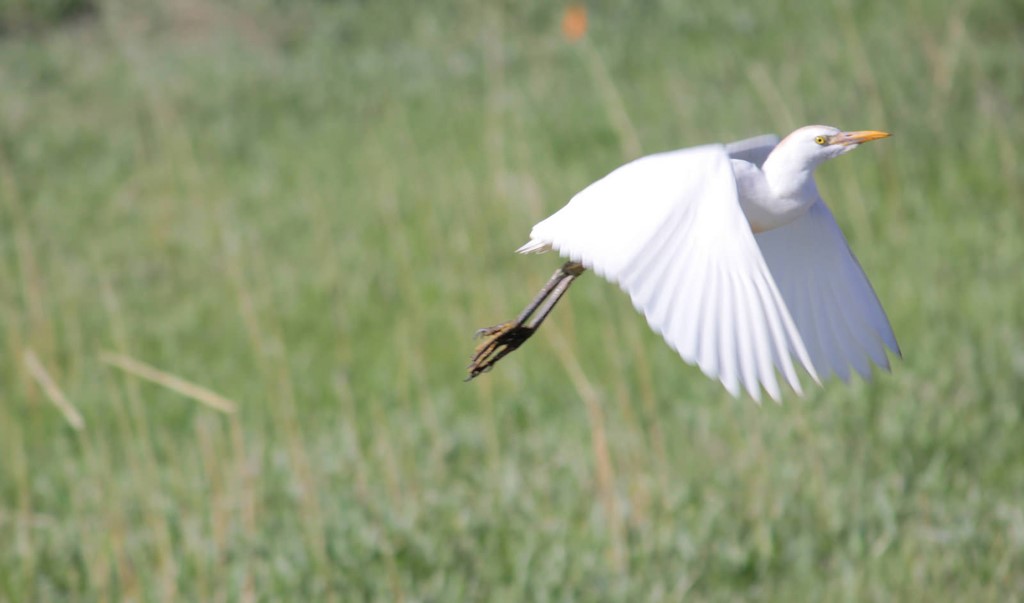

left=467, top=126, right=900, bottom=402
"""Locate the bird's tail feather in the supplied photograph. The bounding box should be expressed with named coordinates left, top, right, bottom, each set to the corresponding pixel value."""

left=516, top=239, right=551, bottom=254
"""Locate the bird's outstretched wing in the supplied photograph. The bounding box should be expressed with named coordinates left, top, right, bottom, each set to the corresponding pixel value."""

left=524, top=145, right=817, bottom=402
left=725, top=134, right=780, bottom=167
left=754, top=200, right=900, bottom=382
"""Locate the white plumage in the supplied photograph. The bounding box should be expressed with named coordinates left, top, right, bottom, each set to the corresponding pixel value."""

left=513, top=126, right=899, bottom=402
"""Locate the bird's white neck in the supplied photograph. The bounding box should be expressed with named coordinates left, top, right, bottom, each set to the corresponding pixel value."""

left=737, top=146, right=822, bottom=231
left=761, top=146, right=821, bottom=204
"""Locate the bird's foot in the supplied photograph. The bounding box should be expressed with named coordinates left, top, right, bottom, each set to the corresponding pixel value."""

left=474, top=322, right=512, bottom=339
left=466, top=322, right=536, bottom=380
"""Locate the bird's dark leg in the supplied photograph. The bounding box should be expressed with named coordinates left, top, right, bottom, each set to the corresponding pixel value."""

left=473, top=265, right=569, bottom=339
left=466, top=261, right=585, bottom=380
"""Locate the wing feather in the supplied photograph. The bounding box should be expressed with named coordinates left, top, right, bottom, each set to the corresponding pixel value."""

left=717, top=267, right=740, bottom=399
left=732, top=276, right=760, bottom=400
left=672, top=248, right=706, bottom=365
left=810, top=269, right=851, bottom=381
left=823, top=275, right=872, bottom=378
left=697, top=266, right=722, bottom=382
left=822, top=265, right=877, bottom=377
left=734, top=269, right=780, bottom=401
left=751, top=264, right=812, bottom=393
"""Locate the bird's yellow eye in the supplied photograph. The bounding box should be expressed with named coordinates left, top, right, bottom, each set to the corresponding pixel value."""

left=814, top=135, right=827, bottom=146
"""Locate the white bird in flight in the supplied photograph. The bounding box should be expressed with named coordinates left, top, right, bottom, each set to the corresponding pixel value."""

left=467, top=125, right=900, bottom=402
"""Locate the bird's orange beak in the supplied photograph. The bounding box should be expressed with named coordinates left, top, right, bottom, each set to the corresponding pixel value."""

left=833, top=130, right=891, bottom=146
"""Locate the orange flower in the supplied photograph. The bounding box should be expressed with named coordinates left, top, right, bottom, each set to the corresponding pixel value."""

left=562, top=4, right=587, bottom=41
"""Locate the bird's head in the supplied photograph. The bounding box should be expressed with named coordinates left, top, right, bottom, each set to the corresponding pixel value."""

left=776, top=125, right=891, bottom=168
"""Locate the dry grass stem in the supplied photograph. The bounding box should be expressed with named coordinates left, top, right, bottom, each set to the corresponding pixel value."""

left=24, top=349, right=85, bottom=430
left=100, top=351, right=237, bottom=414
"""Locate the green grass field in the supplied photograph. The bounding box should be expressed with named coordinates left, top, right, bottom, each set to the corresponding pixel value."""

left=1, top=0, right=1022, bottom=600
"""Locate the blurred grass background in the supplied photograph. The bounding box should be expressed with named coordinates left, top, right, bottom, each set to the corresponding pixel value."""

left=0, top=0, right=1022, bottom=600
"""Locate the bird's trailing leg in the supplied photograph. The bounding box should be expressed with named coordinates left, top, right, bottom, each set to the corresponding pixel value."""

left=466, top=261, right=585, bottom=380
